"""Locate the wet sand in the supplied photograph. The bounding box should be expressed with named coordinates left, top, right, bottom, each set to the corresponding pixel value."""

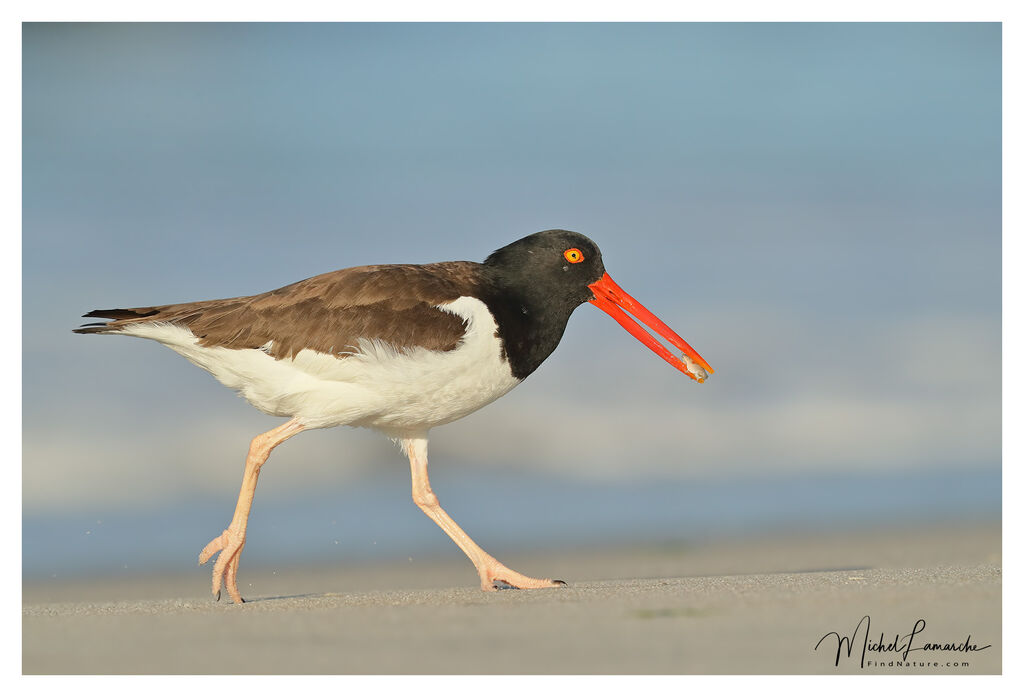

left=23, top=522, right=1001, bottom=674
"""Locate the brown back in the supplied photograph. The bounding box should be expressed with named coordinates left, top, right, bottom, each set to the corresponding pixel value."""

left=79, top=262, right=483, bottom=359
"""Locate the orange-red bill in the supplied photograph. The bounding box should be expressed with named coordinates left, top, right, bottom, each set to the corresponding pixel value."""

left=587, top=272, right=714, bottom=383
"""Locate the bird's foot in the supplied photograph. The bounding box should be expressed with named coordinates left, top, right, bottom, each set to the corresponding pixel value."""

left=480, top=562, right=567, bottom=591
left=198, top=528, right=247, bottom=604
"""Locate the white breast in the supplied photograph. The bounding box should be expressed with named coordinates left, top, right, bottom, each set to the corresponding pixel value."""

left=117, top=296, right=522, bottom=437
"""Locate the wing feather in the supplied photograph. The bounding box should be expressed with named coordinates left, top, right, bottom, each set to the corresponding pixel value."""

left=75, top=262, right=482, bottom=359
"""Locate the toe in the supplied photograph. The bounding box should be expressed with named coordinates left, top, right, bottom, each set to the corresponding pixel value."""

left=198, top=532, right=226, bottom=565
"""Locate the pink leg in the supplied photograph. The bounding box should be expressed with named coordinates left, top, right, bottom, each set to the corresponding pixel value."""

left=404, top=437, right=566, bottom=591
left=198, top=418, right=306, bottom=603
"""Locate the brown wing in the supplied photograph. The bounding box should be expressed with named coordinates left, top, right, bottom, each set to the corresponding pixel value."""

left=75, top=262, right=482, bottom=360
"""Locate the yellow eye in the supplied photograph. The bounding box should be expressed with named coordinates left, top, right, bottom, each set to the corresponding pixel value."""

left=563, top=248, right=584, bottom=264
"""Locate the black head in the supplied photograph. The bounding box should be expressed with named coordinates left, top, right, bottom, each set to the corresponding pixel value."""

left=483, top=229, right=606, bottom=309
left=476, top=230, right=606, bottom=379
left=480, top=228, right=714, bottom=385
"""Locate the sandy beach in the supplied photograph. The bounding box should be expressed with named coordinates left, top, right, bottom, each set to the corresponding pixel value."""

left=23, top=522, right=1000, bottom=674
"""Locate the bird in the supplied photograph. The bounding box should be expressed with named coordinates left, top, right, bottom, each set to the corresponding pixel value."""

left=74, top=229, right=713, bottom=603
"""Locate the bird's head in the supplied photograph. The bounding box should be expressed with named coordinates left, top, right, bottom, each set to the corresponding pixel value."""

left=486, top=229, right=713, bottom=383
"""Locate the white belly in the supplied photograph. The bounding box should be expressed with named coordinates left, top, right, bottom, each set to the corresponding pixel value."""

left=118, top=296, right=522, bottom=436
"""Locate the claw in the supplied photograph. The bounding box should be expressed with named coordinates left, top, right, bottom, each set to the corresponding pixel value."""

left=480, top=562, right=568, bottom=591
left=199, top=529, right=246, bottom=604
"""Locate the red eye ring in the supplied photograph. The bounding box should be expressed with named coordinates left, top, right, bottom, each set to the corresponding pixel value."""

left=563, top=248, right=584, bottom=264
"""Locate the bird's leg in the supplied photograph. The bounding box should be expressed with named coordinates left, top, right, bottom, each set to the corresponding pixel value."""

left=403, top=437, right=566, bottom=591
left=198, top=418, right=306, bottom=603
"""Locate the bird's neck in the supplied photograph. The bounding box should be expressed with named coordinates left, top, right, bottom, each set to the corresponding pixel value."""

left=475, top=268, right=580, bottom=380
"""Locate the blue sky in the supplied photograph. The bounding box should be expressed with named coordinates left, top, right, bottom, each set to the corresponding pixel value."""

left=23, top=23, right=1000, bottom=524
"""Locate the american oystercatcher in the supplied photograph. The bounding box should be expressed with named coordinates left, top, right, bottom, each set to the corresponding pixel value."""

left=75, top=229, right=713, bottom=602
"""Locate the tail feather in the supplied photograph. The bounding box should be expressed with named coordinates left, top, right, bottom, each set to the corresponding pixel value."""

left=73, top=307, right=163, bottom=334
left=82, top=308, right=160, bottom=320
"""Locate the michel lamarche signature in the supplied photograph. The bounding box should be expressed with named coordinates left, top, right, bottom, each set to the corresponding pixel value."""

left=815, top=615, right=991, bottom=668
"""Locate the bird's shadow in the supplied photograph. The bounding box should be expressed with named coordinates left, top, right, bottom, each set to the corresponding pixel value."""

left=236, top=592, right=323, bottom=604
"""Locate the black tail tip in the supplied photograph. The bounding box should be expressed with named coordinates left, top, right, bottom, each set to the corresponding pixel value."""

left=72, top=323, right=110, bottom=334
left=74, top=307, right=158, bottom=334
left=82, top=308, right=158, bottom=320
